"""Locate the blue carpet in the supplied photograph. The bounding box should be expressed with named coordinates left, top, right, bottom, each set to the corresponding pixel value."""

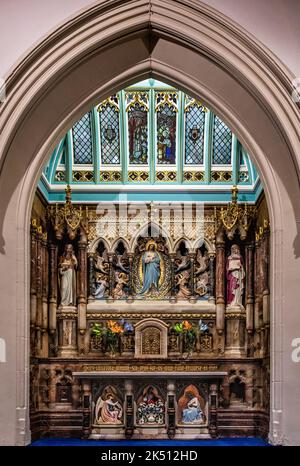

left=30, top=437, right=270, bottom=446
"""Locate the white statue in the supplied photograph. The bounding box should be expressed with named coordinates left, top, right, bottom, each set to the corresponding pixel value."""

left=226, top=244, right=245, bottom=307
left=58, top=244, right=77, bottom=306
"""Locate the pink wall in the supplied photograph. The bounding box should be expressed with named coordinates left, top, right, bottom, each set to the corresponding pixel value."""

left=0, top=0, right=299, bottom=78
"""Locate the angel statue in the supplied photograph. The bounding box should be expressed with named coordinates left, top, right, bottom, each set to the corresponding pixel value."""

left=93, top=273, right=108, bottom=300
left=194, top=249, right=209, bottom=275
left=94, top=249, right=109, bottom=274
left=114, top=250, right=129, bottom=273
left=140, top=240, right=161, bottom=296
left=195, top=271, right=209, bottom=297
left=112, top=271, right=129, bottom=300
left=178, top=385, right=206, bottom=425
left=176, top=270, right=192, bottom=299
left=175, top=250, right=190, bottom=273
left=194, top=249, right=210, bottom=297
left=95, top=386, right=123, bottom=425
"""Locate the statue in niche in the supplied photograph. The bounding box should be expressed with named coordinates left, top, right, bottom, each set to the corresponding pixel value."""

left=112, top=271, right=129, bottom=300
left=93, top=244, right=109, bottom=299
left=133, top=236, right=170, bottom=299
left=178, top=385, right=206, bottom=425
left=58, top=244, right=77, bottom=306
left=93, top=273, right=108, bottom=299
left=176, top=270, right=192, bottom=299
left=195, top=272, right=209, bottom=297
left=195, top=249, right=209, bottom=275
left=95, top=386, right=123, bottom=425
left=139, top=240, right=161, bottom=296
left=114, top=250, right=129, bottom=273
left=136, top=385, right=165, bottom=425
left=195, top=249, right=210, bottom=297
left=175, top=249, right=190, bottom=273
left=94, top=249, right=109, bottom=275
left=226, top=244, right=245, bottom=307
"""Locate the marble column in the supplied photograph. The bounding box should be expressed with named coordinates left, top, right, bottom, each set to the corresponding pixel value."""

left=215, top=240, right=225, bottom=334
left=41, top=233, right=49, bottom=357
left=167, top=380, right=176, bottom=439
left=77, top=236, right=87, bottom=332
left=124, top=380, right=134, bottom=439
left=126, top=253, right=134, bottom=303
left=254, top=238, right=263, bottom=357
left=35, top=227, right=43, bottom=355
left=82, top=380, right=92, bottom=439
left=245, top=243, right=254, bottom=333
left=30, top=223, right=37, bottom=327
left=88, top=253, right=94, bottom=303
left=189, top=252, right=197, bottom=303
left=262, top=230, right=270, bottom=325
left=169, top=253, right=177, bottom=303
left=30, top=224, right=37, bottom=354
left=208, top=383, right=218, bottom=438
left=208, top=253, right=215, bottom=303
left=49, top=242, right=58, bottom=333
left=254, top=239, right=262, bottom=331
left=107, top=252, right=114, bottom=302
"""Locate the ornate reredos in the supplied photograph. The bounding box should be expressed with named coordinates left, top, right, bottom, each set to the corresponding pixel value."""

left=87, top=203, right=216, bottom=254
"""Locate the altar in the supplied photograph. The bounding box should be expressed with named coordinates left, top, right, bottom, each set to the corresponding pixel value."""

left=29, top=188, right=270, bottom=440
left=74, top=369, right=227, bottom=440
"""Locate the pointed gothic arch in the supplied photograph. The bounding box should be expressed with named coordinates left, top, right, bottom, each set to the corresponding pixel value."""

left=0, top=0, right=299, bottom=445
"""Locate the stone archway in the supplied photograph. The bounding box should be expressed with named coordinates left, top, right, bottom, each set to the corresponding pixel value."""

left=0, top=0, right=300, bottom=445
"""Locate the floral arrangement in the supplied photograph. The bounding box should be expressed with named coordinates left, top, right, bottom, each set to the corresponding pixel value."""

left=91, top=319, right=133, bottom=354
left=172, top=319, right=208, bottom=353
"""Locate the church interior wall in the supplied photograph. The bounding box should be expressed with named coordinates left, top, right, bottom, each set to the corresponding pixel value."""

left=1, top=0, right=300, bottom=447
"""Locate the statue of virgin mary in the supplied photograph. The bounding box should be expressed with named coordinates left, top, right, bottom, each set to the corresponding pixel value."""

left=140, top=240, right=161, bottom=295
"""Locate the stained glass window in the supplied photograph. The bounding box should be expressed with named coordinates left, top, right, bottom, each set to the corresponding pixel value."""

left=98, top=96, right=120, bottom=165
left=72, top=113, right=93, bottom=164
left=184, top=104, right=205, bottom=164
left=156, top=93, right=177, bottom=165
left=126, top=92, right=149, bottom=164
left=212, top=116, right=232, bottom=165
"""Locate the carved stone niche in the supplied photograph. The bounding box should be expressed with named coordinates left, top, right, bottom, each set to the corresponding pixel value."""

left=135, top=318, right=168, bottom=359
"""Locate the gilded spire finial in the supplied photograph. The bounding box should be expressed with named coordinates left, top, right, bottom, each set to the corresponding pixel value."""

left=66, top=184, right=72, bottom=204
left=231, top=185, right=238, bottom=203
